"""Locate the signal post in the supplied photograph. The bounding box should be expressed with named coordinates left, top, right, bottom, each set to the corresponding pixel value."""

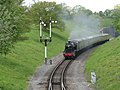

left=39, top=17, right=57, bottom=64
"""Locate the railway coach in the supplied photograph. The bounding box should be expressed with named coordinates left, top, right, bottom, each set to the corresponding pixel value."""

left=63, top=34, right=110, bottom=59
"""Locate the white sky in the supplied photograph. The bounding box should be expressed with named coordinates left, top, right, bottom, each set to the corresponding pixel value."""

left=23, top=0, right=120, bottom=12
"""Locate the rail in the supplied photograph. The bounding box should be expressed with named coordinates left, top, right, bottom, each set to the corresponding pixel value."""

left=48, top=60, right=72, bottom=90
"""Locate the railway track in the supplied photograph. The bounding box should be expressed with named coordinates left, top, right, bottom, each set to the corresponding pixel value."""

left=48, top=60, right=72, bottom=90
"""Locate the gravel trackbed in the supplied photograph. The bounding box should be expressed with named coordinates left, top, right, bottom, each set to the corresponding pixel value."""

left=28, top=49, right=94, bottom=90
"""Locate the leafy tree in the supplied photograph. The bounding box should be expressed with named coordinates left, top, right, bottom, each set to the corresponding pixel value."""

left=72, top=5, right=86, bottom=14
left=0, top=0, right=30, bottom=55
left=71, top=5, right=93, bottom=16
left=61, top=5, right=73, bottom=20
left=104, top=9, right=113, bottom=18
left=0, top=6, right=16, bottom=55
left=14, top=6, right=31, bottom=36
left=112, top=4, right=120, bottom=32
left=99, top=11, right=104, bottom=17
left=28, top=1, right=65, bottom=30
left=84, top=9, right=93, bottom=16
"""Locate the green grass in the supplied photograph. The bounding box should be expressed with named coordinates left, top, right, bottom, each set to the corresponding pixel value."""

left=85, top=37, right=120, bottom=90
left=0, top=26, right=68, bottom=90
left=100, top=17, right=113, bottom=27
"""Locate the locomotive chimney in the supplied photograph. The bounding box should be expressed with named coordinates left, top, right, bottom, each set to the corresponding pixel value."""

left=68, top=40, right=71, bottom=43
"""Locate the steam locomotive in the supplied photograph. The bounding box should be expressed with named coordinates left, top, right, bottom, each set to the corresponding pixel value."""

left=63, top=34, right=110, bottom=59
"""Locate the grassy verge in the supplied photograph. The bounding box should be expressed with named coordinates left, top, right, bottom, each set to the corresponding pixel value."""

left=0, top=26, right=68, bottom=90
left=100, top=17, right=113, bottom=27
left=85, top=37, right=120, bottom=90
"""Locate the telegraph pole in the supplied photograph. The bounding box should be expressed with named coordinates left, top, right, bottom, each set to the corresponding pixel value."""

left=39, top=17, right=57, bottom=64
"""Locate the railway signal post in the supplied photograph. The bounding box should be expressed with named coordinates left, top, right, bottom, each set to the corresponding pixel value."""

left=39, top=17, right=57, bottom=64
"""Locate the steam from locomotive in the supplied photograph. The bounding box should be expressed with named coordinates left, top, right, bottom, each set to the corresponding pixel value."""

left=64, top=12, right=101, bottom=40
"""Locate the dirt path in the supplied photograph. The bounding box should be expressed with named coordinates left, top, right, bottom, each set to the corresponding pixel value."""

left=28, top=49, right=95, bottom=90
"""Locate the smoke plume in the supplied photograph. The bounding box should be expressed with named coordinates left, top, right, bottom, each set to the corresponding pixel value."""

left=64, top=12, right=101, bottom=40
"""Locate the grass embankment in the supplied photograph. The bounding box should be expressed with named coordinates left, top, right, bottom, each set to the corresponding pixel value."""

left=85, top=37, right=120, bottom=90
left=0, top=27, right=68, bottom=90
left=100, top=18, right=113, bottom=27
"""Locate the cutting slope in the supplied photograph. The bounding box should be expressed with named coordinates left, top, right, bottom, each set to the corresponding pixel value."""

left=0, top=27, right=68, bottom=90
left=85, top=37, right=120, bottom=90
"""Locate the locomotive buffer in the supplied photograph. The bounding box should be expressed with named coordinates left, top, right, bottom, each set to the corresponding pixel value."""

left=39, top=17, right=57, bottom=64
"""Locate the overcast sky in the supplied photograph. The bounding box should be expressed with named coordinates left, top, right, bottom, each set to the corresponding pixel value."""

left=23, top=0, right=120, bottom=12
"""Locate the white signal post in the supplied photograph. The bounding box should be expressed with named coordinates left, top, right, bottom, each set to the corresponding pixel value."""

left=44, top=39, right=48, bottom=64
left=45, top=46, right=47, bottom=59
left=39, top=17, right=57, bottom=64
left=49, top=17, right=52, bottom=39
left=40, top=17, right=42, bottom=38
left=49, top=17, right=58, bottom=41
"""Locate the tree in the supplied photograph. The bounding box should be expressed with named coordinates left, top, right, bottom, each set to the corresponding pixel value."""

left=112, top=4, right=120, bottom=32
left=104, top=9, right=113, bottom=18
left=99, top=11, right=104, bottom=17
left=28, top=1, right=65, bottom=30
left=60, top=4, right=73, bottom=20
left=0, top=6, right=16, bottom=55
left=72, top=5, right=86, bottom=14
left=71, top=5, right=92, bottom=16
left=0, top=0, right=30, bottom=55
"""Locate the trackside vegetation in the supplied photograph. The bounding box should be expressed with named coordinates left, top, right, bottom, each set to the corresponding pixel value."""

left=85, top=37, right=120, bottom=90
left=0, top=26, right=68, bottom=90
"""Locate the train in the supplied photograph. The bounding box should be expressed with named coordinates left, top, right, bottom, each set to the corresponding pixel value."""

left=63, top=34, right=110, bottom=59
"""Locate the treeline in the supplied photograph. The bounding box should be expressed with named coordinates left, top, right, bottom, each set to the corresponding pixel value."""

left=0, top=0, right=120, bottom=55
left=92, top=5, right=120, bottom=32
left=94, top=5, right=120, bottom=33
left=60, top=4, right=120, bottom=32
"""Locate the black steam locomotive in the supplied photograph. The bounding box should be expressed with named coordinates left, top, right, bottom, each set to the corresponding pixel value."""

left=63, top=34, right=110, bottom=59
